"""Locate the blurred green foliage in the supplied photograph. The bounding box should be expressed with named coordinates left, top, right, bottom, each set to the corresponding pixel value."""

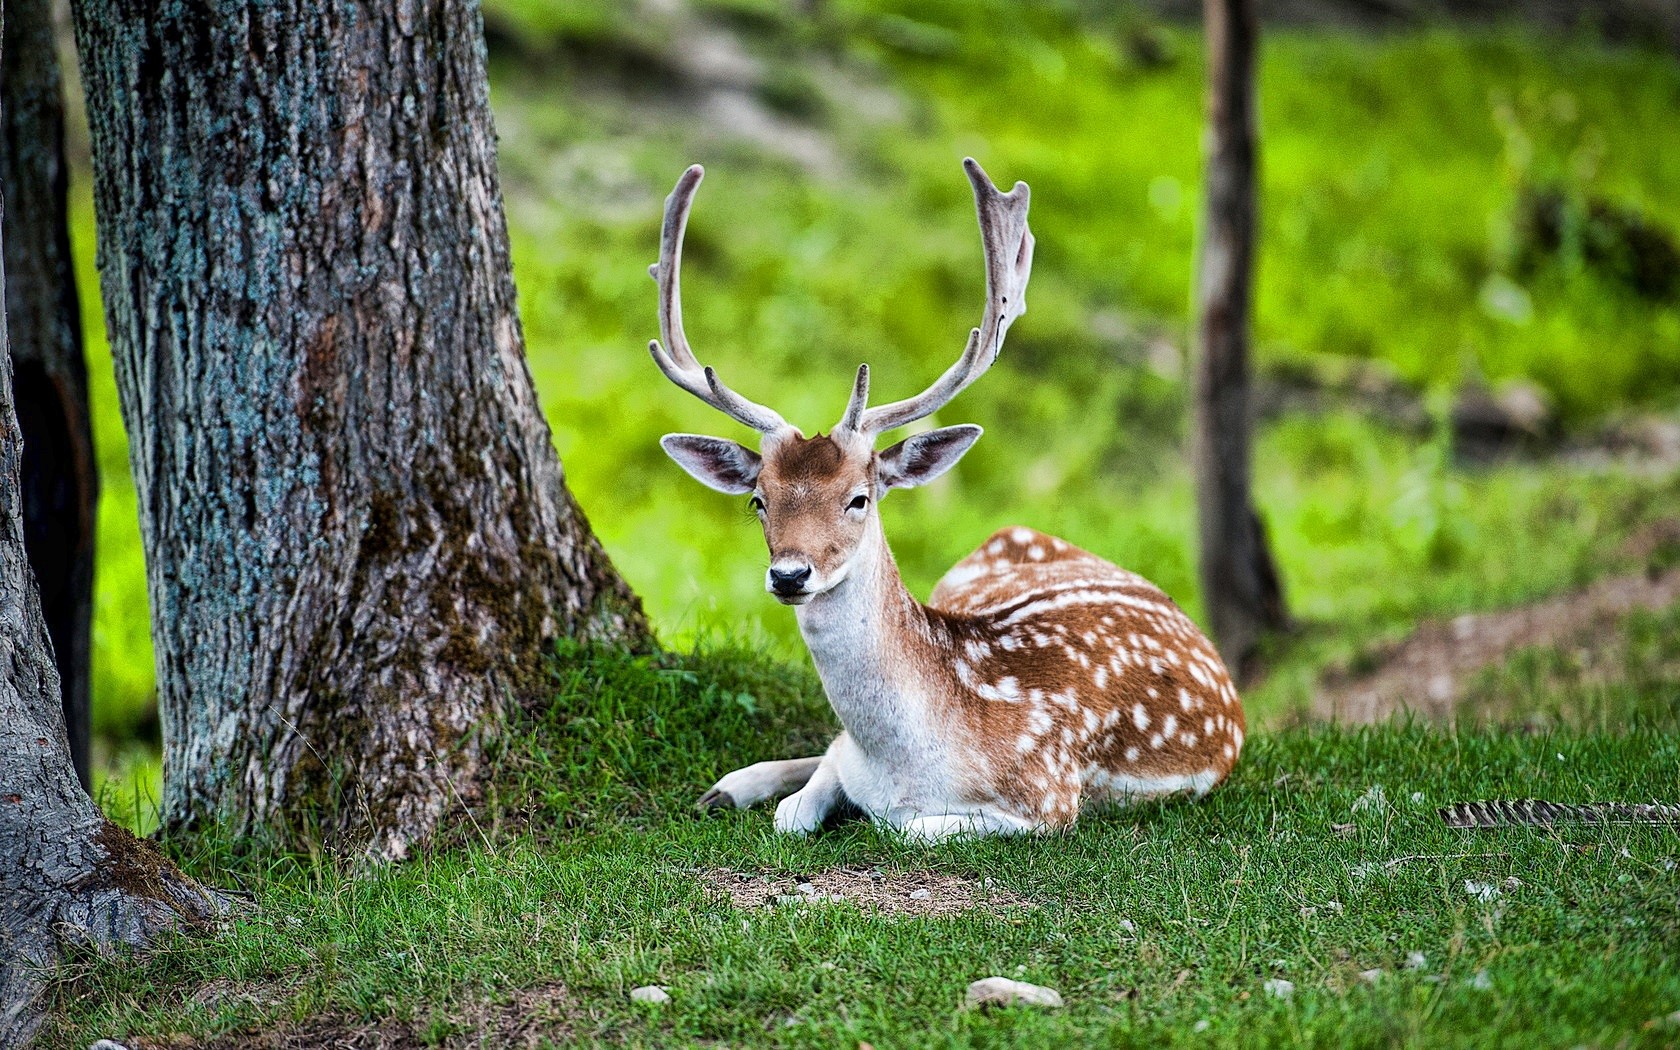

left=77, top=0, right=1680, bottom=804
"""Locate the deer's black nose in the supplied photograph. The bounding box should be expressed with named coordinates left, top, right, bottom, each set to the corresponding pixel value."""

left=768, top=565, right=813, bottom=596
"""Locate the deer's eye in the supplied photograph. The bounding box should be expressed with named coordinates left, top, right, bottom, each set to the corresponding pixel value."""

left=847, top=494, right=869, bottom=512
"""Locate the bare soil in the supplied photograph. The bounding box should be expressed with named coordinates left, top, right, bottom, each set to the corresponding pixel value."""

left=702, top=866, right=1036, bottom=917
left=1315, top=564, right=1680, bottom=723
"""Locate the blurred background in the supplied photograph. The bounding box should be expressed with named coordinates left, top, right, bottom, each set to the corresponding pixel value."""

left=54, top=0, right=1680, bottom=828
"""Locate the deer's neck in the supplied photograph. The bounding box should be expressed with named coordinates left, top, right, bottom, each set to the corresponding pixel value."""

left=793, top=520, right=947, bottom=761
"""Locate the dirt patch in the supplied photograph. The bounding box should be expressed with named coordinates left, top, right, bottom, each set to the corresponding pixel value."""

left=130, top=982, right=580, bottom=1050
left=1314, top=565, right=1680, bottom=723
left=702, top=867, right=1035, bottom=917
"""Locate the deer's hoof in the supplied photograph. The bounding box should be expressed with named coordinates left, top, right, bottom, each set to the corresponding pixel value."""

left=695, top=788, right=737, bottom=812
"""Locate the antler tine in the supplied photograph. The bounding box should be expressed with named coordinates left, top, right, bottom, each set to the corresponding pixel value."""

left=857, top=158, right=1034, bottom=436
left=836, top=363, right=871, bottom=433
left=648, top=165, right=789, bottom=434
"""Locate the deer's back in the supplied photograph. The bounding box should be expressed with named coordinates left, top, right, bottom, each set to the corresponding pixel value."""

left=928, top=527, right=1245, bottom=824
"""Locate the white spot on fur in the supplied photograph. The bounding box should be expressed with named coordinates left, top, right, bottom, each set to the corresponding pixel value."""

left=1132, top=704, right=1150, bottom=730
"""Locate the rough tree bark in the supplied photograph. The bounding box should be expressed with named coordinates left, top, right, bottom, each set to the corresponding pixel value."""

left=1192, top=0, right=1288, bottom=680
left=2, top=0, right=95, bottom=791
left=70, top=0, right=653, bottom=860
left=1, top=106, right=222, bottom=1050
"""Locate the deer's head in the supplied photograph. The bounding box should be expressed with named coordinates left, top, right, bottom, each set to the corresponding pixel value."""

left=649, top=161, right=1034, bottom=605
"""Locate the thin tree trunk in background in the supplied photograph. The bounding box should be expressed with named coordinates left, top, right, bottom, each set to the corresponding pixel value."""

left=1192, top=0, right=1287, bottom=680
left=2, top=0, right=95, bottom=791
left=71, top=0, right=653, bottom=860
left=0, top=69, right=222, bottom=1045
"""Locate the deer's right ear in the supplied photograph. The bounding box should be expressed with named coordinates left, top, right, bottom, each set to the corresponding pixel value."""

left=660, top=434, right=762, bottom=495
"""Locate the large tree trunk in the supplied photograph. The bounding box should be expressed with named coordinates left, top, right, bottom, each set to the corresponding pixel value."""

left=0, top=96, right=222, bottom=1050
left=2, top=0, right=95, bottom=791
left=1192, top=0, right=1288, bottom=680
left=70, top=0, right=652, bottom=859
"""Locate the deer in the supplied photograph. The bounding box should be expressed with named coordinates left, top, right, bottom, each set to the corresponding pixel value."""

left=647, top=159, right=1245, bottom=842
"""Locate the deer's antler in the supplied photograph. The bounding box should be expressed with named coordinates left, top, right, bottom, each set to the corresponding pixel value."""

left=649, top=165, right=790, bottom=434
left=841, top=158, right=1034, bottom=437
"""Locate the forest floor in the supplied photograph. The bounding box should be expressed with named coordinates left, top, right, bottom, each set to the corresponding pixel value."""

left=43, top=642, right=1680, bottom=1049
left=41, top=1, right=1680, bottom=1046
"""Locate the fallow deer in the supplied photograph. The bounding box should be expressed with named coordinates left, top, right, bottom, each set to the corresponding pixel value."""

left=649, top=159, right=1245, bottom=841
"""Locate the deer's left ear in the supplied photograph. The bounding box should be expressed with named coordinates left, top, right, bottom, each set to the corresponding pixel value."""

left=877, top=425, right=982, bottom=494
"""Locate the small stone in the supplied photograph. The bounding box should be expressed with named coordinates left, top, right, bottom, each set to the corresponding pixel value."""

left=796, top=882, right=818, bottom=896
left=89, top=1042, right=132, bottom=1050
left=629, top=985, right=671, bottom=1004
left=965, top=977, right=1064, bottom=1010
left=1359, top=969, right=1385, bottom=984
left=1263, top=978, right=1295, bottom=999
left=1467, top=969, right=1493, bottom=991
left=1117, top=918, right=1137, bottom=934
left=909, top=888, right=932, bottom=901
left=1463, top=880, right=1501, bottom=903
left=1193, top=1019, right=1211, bottom=1032
left=1404, top=951, right=1428, bottom=970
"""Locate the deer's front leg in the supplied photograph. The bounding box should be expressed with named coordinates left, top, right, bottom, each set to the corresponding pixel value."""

left=774, top=749, right=846, bottom=835
left=697, top=756, right=824, bottom=811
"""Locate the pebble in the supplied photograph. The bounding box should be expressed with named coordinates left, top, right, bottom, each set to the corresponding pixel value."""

left=1404, top=951, right=1428, bottom=970
left=1117, top=918, right=1137, bottom=934
left=964, top=977, right=1064, bottom=1009
left=908, top=888, right=932, bottom=900
left=1463, top=880, right=1501, bottom=903
left=629, top=985, right=670, bottom=1004
left=1193, top=1019, right=1211, bottom=1032
left=88, top=1042, right=131, bottom=1050
left=1359, top=969, right=1385, bottom=984
left=1263, top=978, right=1295, bottom=999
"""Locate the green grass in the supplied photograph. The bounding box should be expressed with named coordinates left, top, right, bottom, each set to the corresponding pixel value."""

left=44, top=644, right=1680, bottom=1047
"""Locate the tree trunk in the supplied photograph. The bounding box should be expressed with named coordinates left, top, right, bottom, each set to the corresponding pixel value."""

left=1192, top=0, right=1288, bottom=680
left=2, top=0, right=95, bottom=791
left=70, top=0, right=653, bottom=860
left=0, top=97, right=222, bottom=1050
